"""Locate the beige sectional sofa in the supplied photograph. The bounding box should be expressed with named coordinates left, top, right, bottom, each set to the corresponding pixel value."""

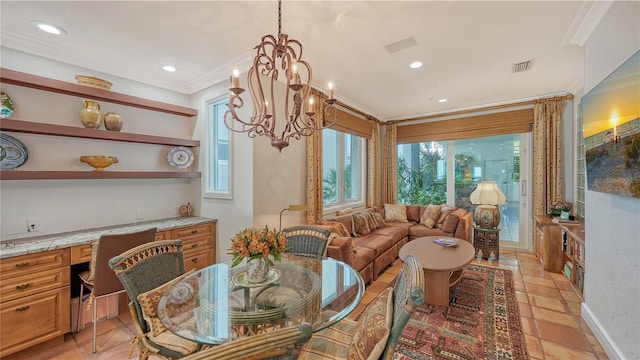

left=320, top=204, right=473, bottom=284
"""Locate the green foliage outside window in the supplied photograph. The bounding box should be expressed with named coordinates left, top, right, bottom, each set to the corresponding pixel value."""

left=323, top=166, right=352, bottom=204
left=397, top=148, right=446, bottom=205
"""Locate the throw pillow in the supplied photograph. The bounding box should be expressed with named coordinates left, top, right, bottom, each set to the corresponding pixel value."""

left=352, top=212, right=372, bottom=236
left=441, top=213, right=460, bottom=234
left=436, top=205, right=457, bottom=225
left=347, top=287, right=394, bottom=360
left=318, top=220, right=351, bottom=238
left=87, top=240, right=99, bottom=281
left=420, top=204, right=441, bottom=228
left=337, top=208, right=354, bottom=216
left=137, top=270, right=198, bottom=337
left=371, top=212, right=386, bottom=228
left=361, top=211, right=378, bottom=231
left=384, top=203, right=408, bottom=223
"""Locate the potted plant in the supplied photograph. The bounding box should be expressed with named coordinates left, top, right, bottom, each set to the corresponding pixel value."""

left=228, top=226, right=288, bottom=283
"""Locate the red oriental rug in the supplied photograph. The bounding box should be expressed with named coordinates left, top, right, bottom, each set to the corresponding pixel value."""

left=393, top=265, right=529, bottom=360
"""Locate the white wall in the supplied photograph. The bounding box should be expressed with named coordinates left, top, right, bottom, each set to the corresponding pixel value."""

left=582, top=2, right=640, bottom=359
left=251, top=81, right=308, bottom=231
left=0, top=48, right=197, bottom=240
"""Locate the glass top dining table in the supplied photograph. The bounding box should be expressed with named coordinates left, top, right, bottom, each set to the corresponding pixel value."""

left=157, top=254, right=365, bottom=345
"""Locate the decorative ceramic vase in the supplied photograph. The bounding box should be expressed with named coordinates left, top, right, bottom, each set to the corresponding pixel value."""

left=103, top=112, right=123, bottom=131
left=245, top=257, right=269, bottom=283
left=79, top=100, right=103, bottom=129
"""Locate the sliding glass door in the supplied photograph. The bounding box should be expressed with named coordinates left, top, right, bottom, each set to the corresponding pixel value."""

left=398, top=133, right=532, bottom=250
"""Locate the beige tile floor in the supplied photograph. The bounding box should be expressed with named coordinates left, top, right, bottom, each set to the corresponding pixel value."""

left=4, top=250, right=609, bottom=360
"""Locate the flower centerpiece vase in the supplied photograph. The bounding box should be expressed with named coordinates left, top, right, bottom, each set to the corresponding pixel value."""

left=245, top=257, right=269, bottom=283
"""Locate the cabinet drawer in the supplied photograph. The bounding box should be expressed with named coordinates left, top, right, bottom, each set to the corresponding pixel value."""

left=172, top=223, right=213, bottom=239
left=1, top=249, right=70, bottom=280
left=71, top=244, right=92, bottom=265
left=155, top=230, right=171, bottom=241
left=1, top=267, right=70, bottom=303
left=180, top=236, right=211, bottom=253
left=183, top=249, right=212, bottom=273
left=0, top=287, right=70, bottom=357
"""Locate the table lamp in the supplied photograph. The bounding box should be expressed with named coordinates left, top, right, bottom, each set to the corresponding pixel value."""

left=470, top=181, right=506, bottom=228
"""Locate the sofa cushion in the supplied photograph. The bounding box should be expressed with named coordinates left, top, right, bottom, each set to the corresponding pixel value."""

left=370, top=225, right=406, bottom=243
left=352, top=246, right=375, bottom=273
left=384, top=203, right=408, bottom=222
left=420, top=204, right=441, bottom=228
left=355, top=234, right=395, bottom=256
left=409, top=224, right=456, bottom=239
left=406, top=205, right=421, bottom=223
left=436, top=205, right=457, bottom=225
left=441, top=213, right=460, bottom=234
left=331, top=214, right=355, bottom=236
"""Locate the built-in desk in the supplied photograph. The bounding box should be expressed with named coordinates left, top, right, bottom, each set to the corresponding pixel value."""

left=0, top=217, right=217, bottom=357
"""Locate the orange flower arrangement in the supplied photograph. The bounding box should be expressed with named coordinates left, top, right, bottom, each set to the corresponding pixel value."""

left=229, top=226, right=289, bottom=267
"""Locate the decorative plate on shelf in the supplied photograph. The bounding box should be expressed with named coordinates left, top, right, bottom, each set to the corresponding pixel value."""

left=0, top=134, right=29, bottom=170
left=1, top=93, right=14, bottom=118
left=167, top=146, right=194, bottom=169
left=232, top=269, right=280, bottom=288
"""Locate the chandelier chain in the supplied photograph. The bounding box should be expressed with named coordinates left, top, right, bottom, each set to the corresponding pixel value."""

left=277, top=0, right=282, bottom=38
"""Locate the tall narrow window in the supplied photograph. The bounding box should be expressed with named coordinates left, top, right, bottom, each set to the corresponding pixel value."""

left=205, top=97, right=232, bottom=198
left=322, top=129, right=365, bottom=211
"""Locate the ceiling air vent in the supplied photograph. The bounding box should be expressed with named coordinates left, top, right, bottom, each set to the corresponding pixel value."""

left=512, top=60, right=533, bottom=73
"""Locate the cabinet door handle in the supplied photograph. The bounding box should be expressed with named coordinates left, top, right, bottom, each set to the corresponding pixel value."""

left=191, top=230, right=198, bottom=234
left=15, top=306, right=30, bottom=313
left=191, top=258, right=198, bottom=263
left=15, top=262, right=30, bottom=268
left=15, top=283, right=31, bottom=290
left=191, top=243, right=198, bottom=248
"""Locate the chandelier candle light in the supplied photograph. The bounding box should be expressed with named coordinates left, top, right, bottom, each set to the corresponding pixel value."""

left=224, top=0, right=338, bottom=151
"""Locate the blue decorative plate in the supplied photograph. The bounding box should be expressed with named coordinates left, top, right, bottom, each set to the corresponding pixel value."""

left=1, top=93, right=14, bottom=118
left=167, top=146, right=194, bottom=169
left=0, top=134, right=29, bottom=169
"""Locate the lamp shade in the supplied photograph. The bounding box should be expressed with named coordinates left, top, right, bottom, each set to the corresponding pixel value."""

left=470, top=181, right=506, bottom=205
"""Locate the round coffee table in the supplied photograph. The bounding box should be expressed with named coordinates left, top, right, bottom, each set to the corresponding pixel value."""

left=398, top=236, right=476, bottom=306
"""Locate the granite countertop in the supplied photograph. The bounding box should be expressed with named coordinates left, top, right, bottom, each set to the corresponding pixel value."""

left=0, top=216, right=216, bottom=259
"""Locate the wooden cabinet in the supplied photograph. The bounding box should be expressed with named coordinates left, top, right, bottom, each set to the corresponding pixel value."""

left=0, top=249, right=71, bottom=357
left=0, top=68, right=200, bottom=180
left=560, top=221, right=585, bottom=299
left=534, top=215, right=564, bottom=273
left=171, top=221, right=216, bottom=272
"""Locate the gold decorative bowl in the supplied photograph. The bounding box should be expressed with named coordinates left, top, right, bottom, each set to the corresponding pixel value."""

left=75, top=75, right=112, bottom=91
left=80, top=155, right=119, bottom=171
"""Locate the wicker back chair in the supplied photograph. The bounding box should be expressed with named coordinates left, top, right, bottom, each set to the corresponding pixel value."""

left=109, top=240, right=198, bottom=359
left=77, top=227, right=156, bottom=354
left=296, top=255, right=424, bottom=360
left=282, top=225, right=330, bottom=257
left=380, top=255, right=425, bottom=360
left=181, top=322, right=313, bottom=360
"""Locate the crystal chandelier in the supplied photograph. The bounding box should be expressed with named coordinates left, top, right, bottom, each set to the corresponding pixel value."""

left=224, top=0, right=338, bottom=151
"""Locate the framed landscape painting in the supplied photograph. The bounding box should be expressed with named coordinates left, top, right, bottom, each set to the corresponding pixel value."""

left=582, top=50, right=640, bottom=199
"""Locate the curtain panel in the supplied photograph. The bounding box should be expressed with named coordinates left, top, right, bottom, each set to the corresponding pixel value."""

left=533, top=97, right=566, bottom=217
left=306, top=88, right=326, bottom=224
left=382, top=123, right=398, bottom=204
left=367, top=122, right=380, bottom=207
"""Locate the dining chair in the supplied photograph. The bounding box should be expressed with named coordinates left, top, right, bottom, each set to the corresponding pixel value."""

left=282, top=225, right=330, bottom=257
left=76, top=227, right=157, bottom=354
left=109, top=239, right=200, bottom=360
left=295, top=255, right=424, bottom=360
left=181, top=322, right=313, bottom=360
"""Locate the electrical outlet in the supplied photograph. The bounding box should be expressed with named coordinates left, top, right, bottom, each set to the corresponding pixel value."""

left=27, top=218, right=40, bottom=232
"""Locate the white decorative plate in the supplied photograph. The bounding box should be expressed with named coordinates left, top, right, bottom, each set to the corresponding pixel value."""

left=168, top=282, right=194, bottom=304
left=1, top=134, right=29, bottom=169
left=232, top=269, right=280, bottom=288
left=167, top=146, right=194, bottom=169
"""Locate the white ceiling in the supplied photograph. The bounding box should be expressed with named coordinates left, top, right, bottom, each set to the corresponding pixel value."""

left=1, top=1, right=603, bottom=121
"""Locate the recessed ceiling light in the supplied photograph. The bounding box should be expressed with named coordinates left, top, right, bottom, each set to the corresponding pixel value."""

left=162, top=65, right=177, bottom=72
left=438, top=98, right=448, bottom=103
left=409, top=61, right=423, bottom=69
left=32, top=21, right=66, bottom=35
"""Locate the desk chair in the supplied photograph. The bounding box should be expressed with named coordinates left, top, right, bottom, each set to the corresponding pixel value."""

left=77, top=227, right=157, bottom=354
left=282, top=225, right=330, bottom=257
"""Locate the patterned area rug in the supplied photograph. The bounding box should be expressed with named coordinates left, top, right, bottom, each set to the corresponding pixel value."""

left=393, top=265, right=529, bottom=360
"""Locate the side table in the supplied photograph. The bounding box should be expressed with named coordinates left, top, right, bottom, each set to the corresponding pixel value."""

left=473, top=226, right=500, bottom=260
